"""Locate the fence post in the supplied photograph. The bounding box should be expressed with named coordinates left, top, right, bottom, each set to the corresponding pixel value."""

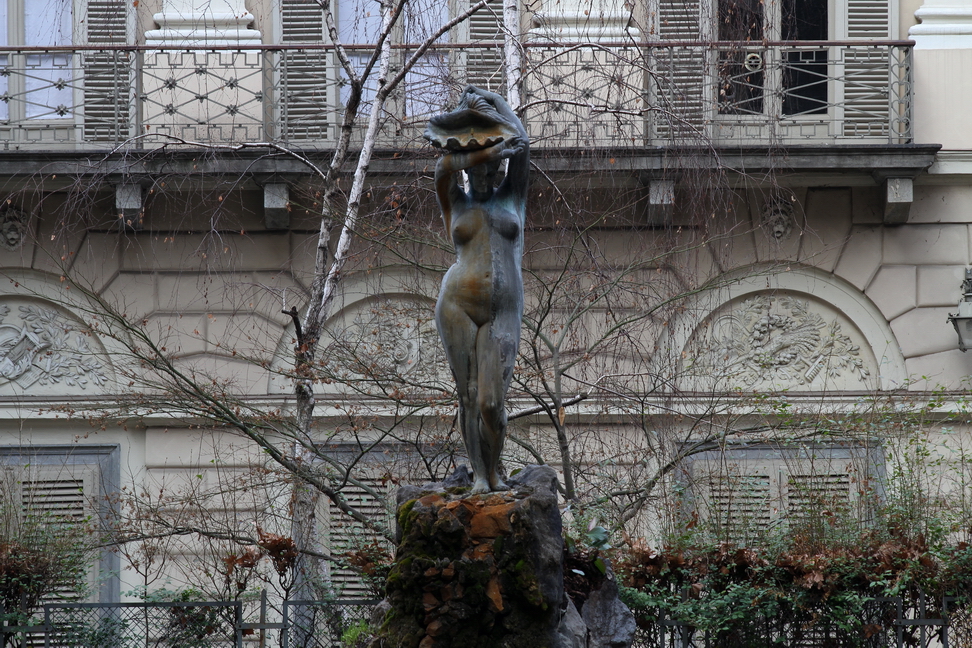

left=236, top=600, right=244, bottom=648
left=18, top=592, right=26, bottom=648
left=942, top=595, right=950, bottom=648
left=281, top=600, right=289, bottom=648
left=260, top=590, right=267, bottom=648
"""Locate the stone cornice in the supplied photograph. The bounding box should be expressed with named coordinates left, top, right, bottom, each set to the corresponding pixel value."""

left=0, top=144, right=941, bottom=191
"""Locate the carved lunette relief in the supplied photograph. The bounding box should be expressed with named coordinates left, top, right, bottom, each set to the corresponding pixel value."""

left=684, top=295, right=869, bottom=388
left=0, top=303, right=108, bottom=390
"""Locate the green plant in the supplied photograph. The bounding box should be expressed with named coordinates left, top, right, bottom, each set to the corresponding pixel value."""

left=617, top=485, right=972, bottom=643
left=563, top=504, right=614, bottom=554
left=617, top=584, right=653, bottom=612
left=341, top=619, right=373, bottom=647
left=164, top=591, right=226, bottom=648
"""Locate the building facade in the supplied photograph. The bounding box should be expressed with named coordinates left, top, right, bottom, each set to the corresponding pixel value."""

left=0, top=0, right=970, bottom=602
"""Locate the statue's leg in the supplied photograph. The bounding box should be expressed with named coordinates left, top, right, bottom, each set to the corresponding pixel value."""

left=436, top=300, right=490, bottom=493
left=476, top=316, right=519, bottom=491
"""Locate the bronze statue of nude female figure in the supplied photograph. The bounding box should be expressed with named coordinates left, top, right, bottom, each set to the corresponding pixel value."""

left=426, top=86, right=529, bottom=493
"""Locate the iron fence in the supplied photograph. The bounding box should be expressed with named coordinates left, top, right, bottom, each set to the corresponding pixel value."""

left=0, top=598, right=376, bottom=648
left=4, top=592, right=970, bottom=647
left=0, top=40, right=913, bottom=151
left=632, top=593, right=972, bottom=648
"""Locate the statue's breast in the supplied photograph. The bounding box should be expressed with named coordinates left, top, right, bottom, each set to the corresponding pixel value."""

left=452, top=207, right=487, bottom=247
left=489, top=208, right=520, bottom=242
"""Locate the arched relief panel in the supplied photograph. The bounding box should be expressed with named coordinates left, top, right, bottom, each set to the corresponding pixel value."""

left=683, top=293, right=877, bottom=391
left=0, top=270, right=129, bottom=399
left=268, top=294, right=448, bottom=396
left=663, top=266, right=908, bottom=392
left=0, top=300, right=115, bottom=397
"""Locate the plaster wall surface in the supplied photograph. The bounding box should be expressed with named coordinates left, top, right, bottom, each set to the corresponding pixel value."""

left=913, top=49, right=972, bottom=149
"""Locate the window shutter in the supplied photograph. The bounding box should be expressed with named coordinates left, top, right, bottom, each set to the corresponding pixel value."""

left=689, top=448, right=871, bottom=545
left=82, top=0, right=130, bottom=142
left=325, top=480, right=391, bottom=599
left=11, top=463, right=101, bottom=604
left=847, top=0, right=890, bottom=38
left=464, top=0, right=506, bottom=92
left=841, top=0, right=891, bottom=138
left=280, top=0, right=332, bottom=141
left=652, top=0, right=707, bottom=141
left=787, top=473, right=851, bottom=513
left=694, top=457, right=781, bottom=545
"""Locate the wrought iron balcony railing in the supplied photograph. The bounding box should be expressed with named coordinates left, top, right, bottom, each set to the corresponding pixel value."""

left=0, top=41, right=913, bottom=152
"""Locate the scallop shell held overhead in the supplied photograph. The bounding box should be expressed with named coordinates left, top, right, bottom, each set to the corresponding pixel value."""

left=424, top=108, right=519, bottom=152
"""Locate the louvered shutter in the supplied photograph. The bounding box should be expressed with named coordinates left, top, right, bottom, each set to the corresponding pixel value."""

left=652, top=0, right=707, bottom=142
left=23, top=464, right=100, bottom=603
left=841, top=0, right=891, bottom=138
left=693, top=457, right=780, bottom=545
left=690, top=449, right=868, bottom=544
left=280, top=0, right=332, bottom=142
left=82, top=0, right=131, bottom=142
left=786, top=472, right=853, bottom=521
left=5, top=463, right=101, bottom=604
left=325, top=480, right=391, bottom=599
left=464, top=0, right=505, bottom=92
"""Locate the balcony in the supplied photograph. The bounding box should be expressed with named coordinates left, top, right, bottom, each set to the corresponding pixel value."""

left=0, top=41, right=913, bottom=152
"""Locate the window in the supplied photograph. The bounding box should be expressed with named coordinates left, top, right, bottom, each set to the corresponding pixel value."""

left=0, top=445, right=119, bottom=605
left=0, top=0, right=128, bottom=141
left=781, top=0, right=829, bottom=115
left=681, top=443, right=883, bottom=546
left=279, top=0, right=505, bottom=141
left=400, top=0, right=449, bottom=119
left=653, top=0, right=894, bottom=141
left=716, top=0, right=829, bottom=116
left=0, top=0, right=73, bottom=122
left=336, top=0, right=384, bottom=109
left=716, top=0, right=766, bottom=115
left=333, top=0, right=453, bottom=117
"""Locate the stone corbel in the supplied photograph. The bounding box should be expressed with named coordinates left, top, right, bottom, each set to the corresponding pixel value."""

left=263, top=183, right=291, bottom=230
left=115, top=183, right=145, bottom=231
left=882, top=177, right=913, bottom=225
left=646, top=178, right=674, bottom=225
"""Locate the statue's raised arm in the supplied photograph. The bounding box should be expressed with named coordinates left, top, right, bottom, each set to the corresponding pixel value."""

left=425, top=86, right=530, bottom=494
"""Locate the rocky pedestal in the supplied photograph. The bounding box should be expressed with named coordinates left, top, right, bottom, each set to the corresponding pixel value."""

left=371, top=465, right=563, bottom=647
left=369, top=464, right=634, bottom=648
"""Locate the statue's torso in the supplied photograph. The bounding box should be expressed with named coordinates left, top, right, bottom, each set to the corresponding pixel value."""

left=440, top=202, right=523, bottom=327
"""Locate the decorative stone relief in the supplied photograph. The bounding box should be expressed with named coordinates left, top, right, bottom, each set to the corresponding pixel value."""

left=323, top=299, right=445, bottom=385
left=0, top=205, right=26, bottom=251
left=684, top=294, right=871, bottom=389
left=760, top=194, right=796, bottom=241
left=0, top=302, right=108, bottom=390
